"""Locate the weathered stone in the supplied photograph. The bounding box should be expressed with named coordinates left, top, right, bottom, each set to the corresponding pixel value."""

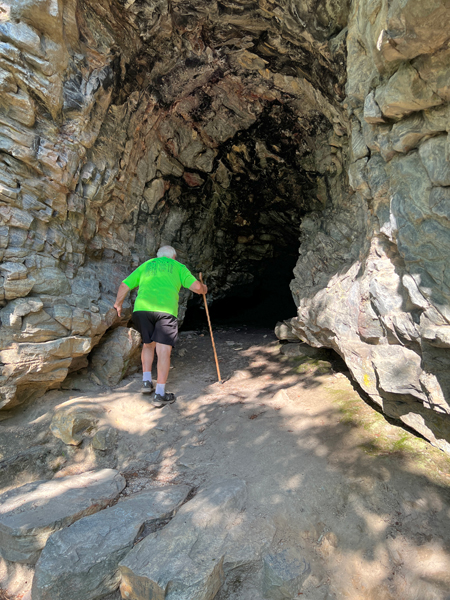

left=274, top=321, right=298, bottom=342
left=375, top=63, right=443, bottom=120
left=371, top=346, right=427, bottom=403
left=50, top=398, right=105, bottom=445
left=414, top=48, right=450, bottom=102
left=143, top=179, right=166, bottom=213
left=32, top=485, right=192, bottom=600
left=418, top=136, right=450, bottom=187
left=262, top=549, right=310, bottom=599
left=119, top=478, right=247, bottom=600
left=90, top=326, right=142, bottom=386
left=92, top=426, right=118, bottom=451
left=429, top=187, right=450, bottom=221
left=31, top=268, right=71, bottom=296
left=363, top=92, right=385, bottom=124
left=0, top=469, right=125, bottom=563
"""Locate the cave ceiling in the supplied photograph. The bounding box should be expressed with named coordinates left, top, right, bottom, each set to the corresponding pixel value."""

left=65, top=0, right=351, bottom=300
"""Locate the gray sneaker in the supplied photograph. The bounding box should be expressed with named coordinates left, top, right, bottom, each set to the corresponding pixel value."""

left=141, top=381, right=154, bottom=394
left=152, top=392, right=176, bottom=408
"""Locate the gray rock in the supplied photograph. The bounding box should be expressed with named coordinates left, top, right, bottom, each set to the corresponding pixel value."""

left=119, top=478, right=247, bottom=600
left=31, top=485, right=192, bottom=600
left=262, top=549, right=310, bottom=599
left=89, top=326, right=142, bottom=386
left=0, top=445, right=56, bottom=492
left=419, top=136, right=450, bottom=187
left=0, top=469, right=125, bottom=563
left=375, top=63, right=442, bottom=120
left=92, top=426, right=118, bottom=451
left=363, top=92, right=385, bottom=124
left=274, top=321, right=298, bottom=342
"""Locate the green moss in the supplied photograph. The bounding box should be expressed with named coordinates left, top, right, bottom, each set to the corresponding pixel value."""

left=328, top=380, right=450, bottom=486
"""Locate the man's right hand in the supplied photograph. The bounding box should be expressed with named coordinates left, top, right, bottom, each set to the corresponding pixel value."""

left=189, top=280, right=208, bottom=295
left=114, top=303, right=122, bottom=317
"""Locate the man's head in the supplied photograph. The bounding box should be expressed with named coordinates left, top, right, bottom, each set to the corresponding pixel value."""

left=157, top=245, right=177, bottom=259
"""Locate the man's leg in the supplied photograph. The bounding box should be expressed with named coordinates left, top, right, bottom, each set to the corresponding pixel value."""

left=155, top=342, right=172, bottom=385
left=142, top=342, right=156, bottom=373
left=152, top=342, right=176, bottom=406
left=141, top=342, right=155, bottom=393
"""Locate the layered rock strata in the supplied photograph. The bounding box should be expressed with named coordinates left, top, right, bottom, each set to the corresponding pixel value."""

left=0, top=0, right=449, bottom=451
left=288, top=0, right=450, bottom=452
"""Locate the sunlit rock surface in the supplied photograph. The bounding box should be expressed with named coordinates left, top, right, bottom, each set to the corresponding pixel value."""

left=0, top=0, right=449, bottom=451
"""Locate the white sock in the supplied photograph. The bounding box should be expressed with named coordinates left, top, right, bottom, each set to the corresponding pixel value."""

left=143, top=372, right=152, bottom=382
left=155, top=383, right=165, bottom=396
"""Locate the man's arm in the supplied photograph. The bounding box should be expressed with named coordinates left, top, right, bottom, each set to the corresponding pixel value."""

left=189, top=280, right=208, bottom=295
left=114, top=283, right=131, bottom=317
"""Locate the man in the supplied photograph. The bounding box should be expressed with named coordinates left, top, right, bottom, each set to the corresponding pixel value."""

left=114, top=245, right=207, bottom=407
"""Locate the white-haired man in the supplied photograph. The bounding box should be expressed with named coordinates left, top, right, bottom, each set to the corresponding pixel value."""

left=114, top=246, right=207, bottom=407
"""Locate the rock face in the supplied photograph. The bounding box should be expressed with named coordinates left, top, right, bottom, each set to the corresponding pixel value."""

left=0, top=0, right=449, bottom=450
left=288, top=0, right=450, bottom=453
left=0, top=469, right=125, bottom=563
left=32, top=484, right=192, bottom=600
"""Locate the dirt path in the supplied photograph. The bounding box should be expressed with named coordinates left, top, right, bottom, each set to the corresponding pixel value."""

left=1, top=327, right=450, bottom=599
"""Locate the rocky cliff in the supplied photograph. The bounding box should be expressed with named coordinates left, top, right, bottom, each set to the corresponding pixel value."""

left=0, top=0, right=449, bottom=452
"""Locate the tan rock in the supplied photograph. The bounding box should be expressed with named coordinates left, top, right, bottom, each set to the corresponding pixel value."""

left=90, top=326, right=142, bottom=386
left=375, top=63, right=443, bottom=120
left=92, top=426, right=118, bottom=451
left=50, top=398, right=105, bottom=445
left=4, top=278, right=34, bottom=300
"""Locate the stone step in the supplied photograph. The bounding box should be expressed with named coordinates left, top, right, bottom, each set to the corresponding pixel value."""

left=32, top=484, right=192, bottom=600
left=0, top=469, right=125, bottom=564
left=119, top=478, right=247, bottom=600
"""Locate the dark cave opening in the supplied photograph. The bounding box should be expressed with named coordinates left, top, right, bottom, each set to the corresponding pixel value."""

left=181, top=252, right=298, bottom=330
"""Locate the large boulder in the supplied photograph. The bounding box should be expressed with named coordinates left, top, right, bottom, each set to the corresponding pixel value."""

left=32, top=484, right=192, bottom=600
left=0, top=469, right=125, bottom=563
left=119, top=478, right=247, bottom=600
left=89, top=326, right=142, bottom=386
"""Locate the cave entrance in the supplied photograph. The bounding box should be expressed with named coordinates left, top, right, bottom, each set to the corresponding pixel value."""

left=181, top=251, right=298, bottom=331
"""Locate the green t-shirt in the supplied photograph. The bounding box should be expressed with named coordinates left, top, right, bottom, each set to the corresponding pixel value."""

left=123, top=257, right=197, bottom=317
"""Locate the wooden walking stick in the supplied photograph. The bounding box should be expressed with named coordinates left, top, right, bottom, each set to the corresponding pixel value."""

left=199, top=273, right=222, bottom=383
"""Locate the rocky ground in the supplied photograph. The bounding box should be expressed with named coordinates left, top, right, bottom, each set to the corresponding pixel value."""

left=1, top=327, right=450, bottom=600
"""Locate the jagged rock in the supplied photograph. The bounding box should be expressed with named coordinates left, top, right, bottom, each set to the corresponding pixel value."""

left=31, top=484, right=192, bottom=600
left=217, top=518, right=276, bottom=600
left=89, top=326, right=142, bottom=386
left=92, top=426, right=118, bottom=451
left=418, top=136, right=450, bottom=186
left=274, top=322, right=298, bottom=342
left=0, top=469, right=125, bottom=563
left=119, top=478, right=247, bottom=600
left=50, top=398, right=105, bottom=446
left=262, top=550, right=310, bottom=599
left=375, top=63, right=443, bottom=120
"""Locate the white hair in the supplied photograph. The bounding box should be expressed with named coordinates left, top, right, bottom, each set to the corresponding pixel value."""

left=157, top=245, right=177, bottom=258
